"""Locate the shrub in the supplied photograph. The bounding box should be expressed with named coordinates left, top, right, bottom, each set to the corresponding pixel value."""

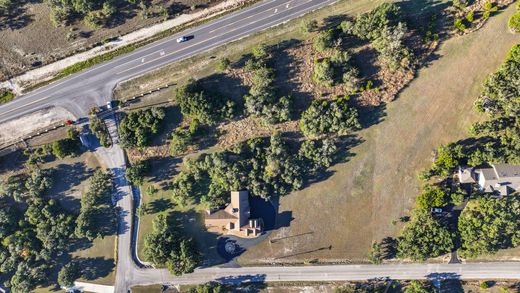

left=454, top=18, right=466, bottom=31
left=216, top=57, right=231, bottom=71
left=313, top=29, right=335, bottom=52
left=466, top=11, right=474, bottom=23
left=508, top=12, right=520, bottom=33
left=300, top=19, right=318, bottom=33
left=0, top=89, right=14, bottom=104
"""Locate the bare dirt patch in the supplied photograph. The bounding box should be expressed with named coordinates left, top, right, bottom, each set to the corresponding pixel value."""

left=0, top=106, right=73, bottom=147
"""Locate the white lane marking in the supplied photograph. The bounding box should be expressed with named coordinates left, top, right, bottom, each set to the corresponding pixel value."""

left=116, top=0, right=332, bottom=76
left=6, top=0, right=283, bottom=103
left=208, top=0, right=291, bottom=34
left=116, top=0, right=319, bottom=75
left=0, top=95, right=50, bottom=116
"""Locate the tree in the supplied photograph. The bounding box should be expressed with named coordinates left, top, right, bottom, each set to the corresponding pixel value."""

left=52, top=128, right=81, bottom=159
left=397, top=210, right=453, bottom=261
left=58, top=262, right=80, bottom=288
left=367, top=241, right=383, bottom=264
left=416, top=185, right=448, bottom=210
left=458, top=196, right=520, bottom=258
left=430, top=143, right=464, bottom=177
left=89, top=116, right=111, bottom=148
left=144, top=214, right=200, bottom=275
left=299, top=96, right=360, bottom=139
left=301, top=19, right=318, bottom=33
left=175, top=80, right=235, bottom=125
left=243, top=53, right=291, bottom=123
left=343, top=3, right=401, bottom=40
left=119, top=107, right=165, bottom=148
left=125, top=160, right=149, bottom=186
left=372, top=22, right=412, bottom=71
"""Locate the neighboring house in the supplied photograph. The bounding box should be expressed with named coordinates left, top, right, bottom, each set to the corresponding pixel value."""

left=204, top=191, right=263, bottom=237
left=458, top=164, right=520, bottom=196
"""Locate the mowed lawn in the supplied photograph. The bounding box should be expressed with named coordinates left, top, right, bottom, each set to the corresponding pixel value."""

left=238, top=4, right=520, bottom=264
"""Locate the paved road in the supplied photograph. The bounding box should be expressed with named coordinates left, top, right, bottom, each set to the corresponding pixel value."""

left=95, top=114, right=136, bottom=293
left=128, top=262, right=520, bottom=287
left=0, top=0, right=337, bottom=124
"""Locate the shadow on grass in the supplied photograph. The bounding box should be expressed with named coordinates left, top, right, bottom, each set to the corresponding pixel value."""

left=50, top=161, right=94, bottom=212
left=147, top=198, right=173, bottom=214
left=74, top=256, right=116, bottom=281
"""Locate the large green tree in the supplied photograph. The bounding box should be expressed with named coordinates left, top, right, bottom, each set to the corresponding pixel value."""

left=458, top=196, right=520, bottom=258
left=397, top=210, right=453, bottom=261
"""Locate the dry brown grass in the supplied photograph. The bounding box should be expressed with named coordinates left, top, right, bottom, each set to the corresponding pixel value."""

left=237, top=4, right=520, bottom=264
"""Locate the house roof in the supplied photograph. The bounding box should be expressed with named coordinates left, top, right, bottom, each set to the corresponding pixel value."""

left=205, top=191, right=250, bottom=227
left=458, top=166, right=476, bottom=183
left=475, top=164, right=520, bottom=195
left=493, top=164, right=520, bottom=179
left=205, top=208, right=237, bottom=220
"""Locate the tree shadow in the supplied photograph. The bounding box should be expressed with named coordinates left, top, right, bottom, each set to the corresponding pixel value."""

left=73, top=256, right=115, bottom=281
left=270, top=39, right=315, bottom=118
left=198, top=72, right=249, bottom=108
left=440, top=279, right=464, bottom=293
left=358, top=103, right=388, bottom=128
left=146, top=155, right=181, bottom=184
left=150, top=106, right=183, bottom=147
left=381, top=236, right=398, bottom=259
left=215, top=274, right=267, bottom=288
left=322, top=14, right=352, bottom=29
left=397, top=0, right=452, bottom=33
left=147, top=198, right=173, bottom=214
left=49, top=162, right=94, bottom=212
left=0, top=0, right=35, bottom=31
left=167, top=3, right=189, bottom=17
left=170, top=209, right=226, bottom=266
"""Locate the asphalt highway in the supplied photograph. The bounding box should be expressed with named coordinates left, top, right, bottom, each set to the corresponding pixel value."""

left=0, top=0, right=337, bottom=124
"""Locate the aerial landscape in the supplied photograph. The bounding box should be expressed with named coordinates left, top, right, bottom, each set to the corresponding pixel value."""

left=0, top=0, right=519, bottom=292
